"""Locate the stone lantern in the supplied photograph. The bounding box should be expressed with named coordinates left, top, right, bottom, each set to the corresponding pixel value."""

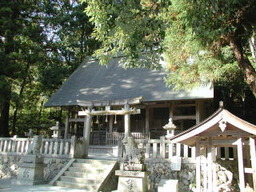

left=50, top=121, right=62, bottom=138
left=26, top=129, right=34, bottom=138
left=163, top=118, right=177, bottom=139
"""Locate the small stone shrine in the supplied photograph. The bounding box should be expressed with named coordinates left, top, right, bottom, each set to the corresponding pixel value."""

left=114, top=136, right=150, bottom=192
left=17, top=135, right=45, bottom=185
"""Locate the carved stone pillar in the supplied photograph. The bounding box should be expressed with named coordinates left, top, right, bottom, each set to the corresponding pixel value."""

left=17, top=136, right=45, bottom=185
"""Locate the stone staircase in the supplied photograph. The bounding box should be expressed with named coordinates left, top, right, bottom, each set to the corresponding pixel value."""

left=50, top=159, right=118, bottom=192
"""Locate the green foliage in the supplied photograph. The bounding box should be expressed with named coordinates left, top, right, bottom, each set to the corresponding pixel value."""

left=0, top=0, right=98, bottom=136
left=38, top=0, right=99, bottom=92
left=82, top=0, right=170, bottom=68
left=84, top=0, right=256, bottom=95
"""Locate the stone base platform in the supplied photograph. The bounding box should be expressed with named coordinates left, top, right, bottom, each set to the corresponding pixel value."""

left=17, top=155, right=45, bottom=185
left=114, top=170, right=150, bottom=192
left=157, top=179, right=179, bottom=192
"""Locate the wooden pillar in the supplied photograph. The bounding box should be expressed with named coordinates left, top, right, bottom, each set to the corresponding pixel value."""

left=84, top=107, right=92, bottom=157
left=249, top=137, right=256, bottom=191
left=207, top=138, right=213, bottom=192
left=109, top=115, right=114, bottom=133
left=64, top=109, right=70, bottom=139
left=212, top=147, right=217, bottom=192
left=237, top=138, right=245, bottom=190
left=196, top=100, right=200, bottom=124
left=124, top=104, right=131, bottom=137
left=195, top=137, right=201, bottom=192
left=225, top=147, right=229, bottom=160
left=145, top=106, right=150, bottom=136
left=202, top=146, right=207, bottom=192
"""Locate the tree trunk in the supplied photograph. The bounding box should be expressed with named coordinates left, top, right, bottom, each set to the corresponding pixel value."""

left=0, top=84, right=11, bottom=137
left=230, top=37, right=256, bottom=98
left=11, top=61, right=30, bottom=135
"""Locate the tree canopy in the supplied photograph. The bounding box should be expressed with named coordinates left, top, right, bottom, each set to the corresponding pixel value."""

left=0, top=0, right=98, bottom=136
left=83, top=0, right=256, bottom=97
left=0, top=0, right=256, bottom=136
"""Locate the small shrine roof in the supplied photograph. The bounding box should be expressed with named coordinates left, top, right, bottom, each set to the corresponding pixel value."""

left=170, top=108, right=256, bottom=146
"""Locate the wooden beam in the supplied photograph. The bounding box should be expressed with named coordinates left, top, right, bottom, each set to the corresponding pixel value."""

left=77, top=96, right=143, bottom=107
left=173, top=103, right=196, bottom=107
left=200, top=138, right=249, bottom=146
left=78, top=108, right=140, bottom=116
left=69, top=118, right=85, bottom=122
left=237, top=138, right=245, bottom=190
left=249, top=137, right=256, bottom=191
left=199, top=130, right=252, bottom=137
left=172, top=115, right=196, bottom=120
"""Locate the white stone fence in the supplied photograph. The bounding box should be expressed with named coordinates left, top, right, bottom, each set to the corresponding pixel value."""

left=106, top=132, right=148, bottom=145
left=0, top=136, right=84, bottom=158
left=0, top=136, right=236, bottom=160
left=131, top=137, right=196, bottom=161
left=129, top=137, right=237, bottom=161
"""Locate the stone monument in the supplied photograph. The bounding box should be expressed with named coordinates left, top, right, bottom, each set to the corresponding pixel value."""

left=114, top=136, right=150, bottom=192
left=17, top=135, right=45, bottom=185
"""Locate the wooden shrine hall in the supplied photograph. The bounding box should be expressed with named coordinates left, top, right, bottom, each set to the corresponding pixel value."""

left=171, top=103, right=256, bottom=192
left=45, top=56, right=213, bottom=155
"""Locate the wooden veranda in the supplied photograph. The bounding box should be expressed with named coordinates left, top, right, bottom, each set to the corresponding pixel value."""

left=171, top=105, right=256, bottom=192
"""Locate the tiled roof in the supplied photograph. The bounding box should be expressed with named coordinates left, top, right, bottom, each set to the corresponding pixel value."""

left=45, top=57, right=213, bottom=107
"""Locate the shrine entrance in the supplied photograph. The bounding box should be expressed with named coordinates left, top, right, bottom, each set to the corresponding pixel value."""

left=171, top=105, right=256, bottom=192
left=76, top=104, right=140, bottom=157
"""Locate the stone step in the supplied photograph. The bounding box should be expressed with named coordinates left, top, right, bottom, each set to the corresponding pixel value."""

left=56, top=180, right=97, bottom=191
left=59, top=175, right=99, bottom=184
left=72, top=162, right=110, bottom=169
left=64, top=170, right=88, bottom=178
left=64, top=170, right=103, bottom=179
left=68, top=166, right=105, bottom=174
left=75, top=159, right=116, bottom=165
left=53, top=159, right=118, bottom=191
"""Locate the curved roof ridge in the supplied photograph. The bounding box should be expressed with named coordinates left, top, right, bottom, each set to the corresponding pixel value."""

left=170, top=108, right=256, bottom=145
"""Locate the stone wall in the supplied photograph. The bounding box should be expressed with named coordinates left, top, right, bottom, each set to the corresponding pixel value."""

left=215, top=160, right=239, bottom=192
left=0, top=155, right=243, bottom=192
left=44, top=158, right=69, bottom=182
left=145, top=159, right=196, bottom=192
left=145, top=159, right=241, bottom=192
left=0, top=155, right=68, bottom=182
left=0, top=155, right=20, bottom=179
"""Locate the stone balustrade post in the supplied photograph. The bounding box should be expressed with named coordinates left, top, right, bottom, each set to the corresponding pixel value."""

left=70, top=135, right=76, bottom=158
left=70, top=135, right=85, bottom=158
left=160, top=136, right=166, bottom=158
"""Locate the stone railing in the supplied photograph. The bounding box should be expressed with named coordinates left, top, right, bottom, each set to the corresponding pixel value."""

left=132, top=137, right=236, bottom=161
left=0, top=137, right=33, bottom=155
left=106, top=132, right=148, bottom=145
left=0, top=136, right=84, bottom=158
left=40, top=137, right=75, bottom=158
left=132, top=137, right=196, bottom=161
